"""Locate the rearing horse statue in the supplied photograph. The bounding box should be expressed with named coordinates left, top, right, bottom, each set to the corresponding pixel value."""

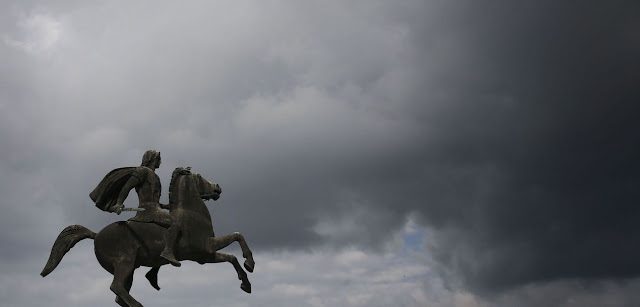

left=40, top=167, right=255, bottom=307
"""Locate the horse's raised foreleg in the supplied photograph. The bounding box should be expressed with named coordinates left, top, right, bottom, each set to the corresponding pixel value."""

left=207, top=232, right=255, bottom=273
left=200, top=252, right=251, bottom=293
left=111, top=261, right=142, bottom=307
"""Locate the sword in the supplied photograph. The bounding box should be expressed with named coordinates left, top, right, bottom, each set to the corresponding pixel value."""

left=121, top=207, right=145, bottom=212
left=112, top=206, right=146, bottom=214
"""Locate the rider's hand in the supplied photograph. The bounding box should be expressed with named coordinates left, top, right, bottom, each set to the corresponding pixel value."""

left=112, top=203, right=124, bottom=215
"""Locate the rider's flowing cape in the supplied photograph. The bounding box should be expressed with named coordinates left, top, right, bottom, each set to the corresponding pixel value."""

left=90, top=167, right=138, bottom=211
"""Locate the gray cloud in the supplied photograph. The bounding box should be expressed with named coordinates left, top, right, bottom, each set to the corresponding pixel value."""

left=406, top=0, right=640, bottom=294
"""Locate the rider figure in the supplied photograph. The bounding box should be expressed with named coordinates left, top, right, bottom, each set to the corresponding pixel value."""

left=109, top=150, right=181, bottom=267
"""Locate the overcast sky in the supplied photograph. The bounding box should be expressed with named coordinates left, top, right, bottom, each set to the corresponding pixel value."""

left=1, top=1, right=639, bottom=306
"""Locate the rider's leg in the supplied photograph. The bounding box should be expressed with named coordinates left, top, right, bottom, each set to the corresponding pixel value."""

left=160, top=222, right=181, bottom=267
left=145, top=266, right=161, bottom=290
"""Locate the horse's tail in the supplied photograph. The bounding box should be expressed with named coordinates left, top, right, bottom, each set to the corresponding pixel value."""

left=40, top=224, right=96, bottom=277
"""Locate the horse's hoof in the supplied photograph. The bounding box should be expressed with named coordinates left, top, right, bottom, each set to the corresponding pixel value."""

left=241, top=282, right=252, bottom=294
left=244, top=259, right=255, bottom=273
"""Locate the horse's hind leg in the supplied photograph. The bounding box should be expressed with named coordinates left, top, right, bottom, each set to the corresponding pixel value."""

left=111, top=261, right=143, bottom=307
left=207, top=232, right=255, bottom=272
left=114, top=272, right=133, bottom=307
left=201, top=252, right=251, bottom=293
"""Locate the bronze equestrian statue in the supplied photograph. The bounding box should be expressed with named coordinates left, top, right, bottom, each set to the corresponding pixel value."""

left=40, top=150, right=255, bottom=307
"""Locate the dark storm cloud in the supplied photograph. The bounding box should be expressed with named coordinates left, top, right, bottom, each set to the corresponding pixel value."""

left=399, top=0, right=640, bottom=294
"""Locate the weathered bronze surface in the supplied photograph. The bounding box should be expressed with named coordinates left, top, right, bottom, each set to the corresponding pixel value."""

left=41, top=150, right=254, bottom=307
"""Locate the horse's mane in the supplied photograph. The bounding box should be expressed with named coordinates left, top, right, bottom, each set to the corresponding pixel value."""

left=169, top=167, right=192, bottom=204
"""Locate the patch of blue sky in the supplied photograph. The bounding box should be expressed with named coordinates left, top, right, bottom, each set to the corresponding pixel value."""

left=401, top=216, right=427, bottom=255
left=403, top=230, right=424, bottom=253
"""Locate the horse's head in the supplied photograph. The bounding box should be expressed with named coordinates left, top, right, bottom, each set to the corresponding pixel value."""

left=169, top=167, right=221, bottom=206
left=195, top=172, right=222, bottom=201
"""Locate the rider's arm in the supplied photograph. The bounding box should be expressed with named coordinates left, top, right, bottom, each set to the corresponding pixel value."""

left=111, top=168, right=145, bottom=214
left=116, top=176, right=140, bottom=203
